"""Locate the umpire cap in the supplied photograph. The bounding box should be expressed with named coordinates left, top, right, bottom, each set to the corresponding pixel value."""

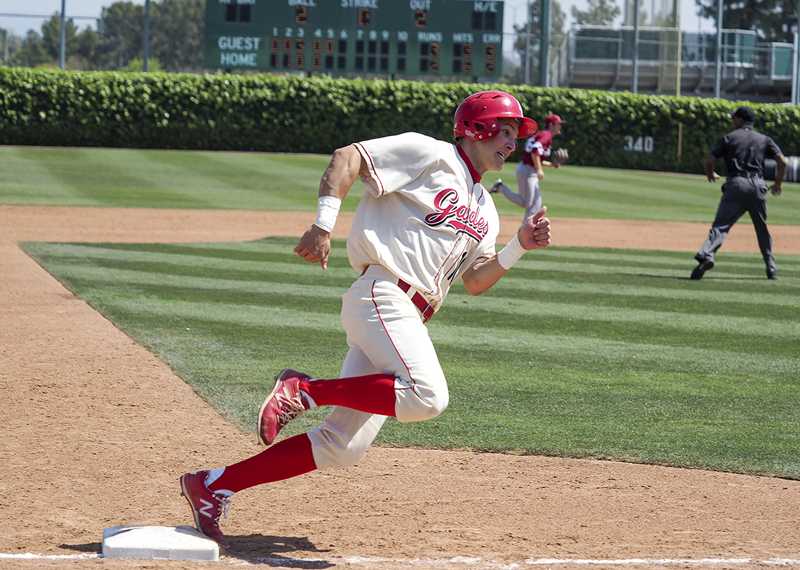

left=731, top=106, right=755, bottom=124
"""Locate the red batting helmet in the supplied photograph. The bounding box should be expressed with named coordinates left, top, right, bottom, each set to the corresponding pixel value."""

left=453, top=90, right=538, bottom=141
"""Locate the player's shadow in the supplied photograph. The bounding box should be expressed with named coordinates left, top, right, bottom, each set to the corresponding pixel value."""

left=60, top=541, right=101, bottom=553
left=636, top=273, right=765, bottom=281
left=224, top=534, right=334, bottom=567
left=60, top=535, right=334, bottom=568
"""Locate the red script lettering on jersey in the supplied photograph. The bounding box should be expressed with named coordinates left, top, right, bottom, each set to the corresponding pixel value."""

left=424, top=188, right=488, bottom=241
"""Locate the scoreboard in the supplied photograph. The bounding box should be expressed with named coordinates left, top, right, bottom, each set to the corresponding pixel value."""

left=205, top=0, right=504, bottom=79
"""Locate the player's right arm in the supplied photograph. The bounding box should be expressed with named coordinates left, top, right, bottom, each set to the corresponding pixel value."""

left=766, top=137, right=786, bottom=196
left=704, top=155, right=720, bottom=183
left=769, top=153, right=787, bottom=196
left=705, top=137, right=725, bottom=182
left=294, top=144, right=367, bottom=269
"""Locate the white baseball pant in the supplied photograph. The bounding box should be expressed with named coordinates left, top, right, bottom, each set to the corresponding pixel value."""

left=307, top=265, right=449, bottom=469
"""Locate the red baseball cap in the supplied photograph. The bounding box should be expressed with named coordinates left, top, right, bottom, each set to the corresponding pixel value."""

left=544, top=114, right=565, bottom=126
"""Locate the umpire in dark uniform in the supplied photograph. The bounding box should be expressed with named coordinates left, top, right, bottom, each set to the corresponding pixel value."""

left=691, top=106, right=787, bottom=280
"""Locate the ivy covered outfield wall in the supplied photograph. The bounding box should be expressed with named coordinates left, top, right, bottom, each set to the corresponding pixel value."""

left=1, top=67, right=798, bottom=174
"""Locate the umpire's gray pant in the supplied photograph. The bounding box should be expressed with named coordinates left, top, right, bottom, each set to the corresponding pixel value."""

left=696, top=177, right=776, bottom=273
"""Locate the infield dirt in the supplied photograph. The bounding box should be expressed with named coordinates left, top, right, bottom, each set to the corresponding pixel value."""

left=2, top=205, right=799, bottom=569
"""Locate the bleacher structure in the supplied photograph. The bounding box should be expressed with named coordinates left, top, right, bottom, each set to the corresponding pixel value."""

left=558, top=26, right=795, bottom=101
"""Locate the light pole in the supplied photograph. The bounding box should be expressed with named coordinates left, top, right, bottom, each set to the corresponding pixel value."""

left=674, top=0, right=682, bottom=96
left=143, top=0, right=150, bottom=71
left=632, top=0, right=640, bottom=93
left=524, top=0, right=532, bottom=84
left=59, top=0, right=66, bottom=69
left=714, top=0, right=723, bottom=98
left=794, top=13, right=800, bottom=104
left=0, top=29, right=7, bottom=64
left=792, top=31, right=799, bottom=104
left=539, top=0, right=550, bottom=86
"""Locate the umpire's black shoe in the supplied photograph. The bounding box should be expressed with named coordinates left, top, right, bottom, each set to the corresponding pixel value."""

left=767, top=269, right=778, bottom=280
left=690, top=259, right=714, bottom=280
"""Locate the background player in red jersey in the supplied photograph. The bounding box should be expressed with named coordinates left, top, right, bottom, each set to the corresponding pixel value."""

left=490, top=113, right=565, bottom=221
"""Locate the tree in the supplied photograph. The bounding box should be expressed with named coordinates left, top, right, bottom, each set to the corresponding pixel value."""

left=8, top=30, right=50, bottom=67
left=76, top=28, right=101, bottom=66
left=151, top=0, right=205, bottom=71
left=571, top=0, right=621, bottom=26
left=1, top=28, right=27, bottom=65
left=41, top=13, right=80, bottom=61
left=512, top=0, right=567, bottom=84
left=96, top=1, right=145, bottom=68
left=694, top=0, right=798, bottom=42
left=89, top=0, right=204, bottom=70
left=621, top=0, right=651, bottom=26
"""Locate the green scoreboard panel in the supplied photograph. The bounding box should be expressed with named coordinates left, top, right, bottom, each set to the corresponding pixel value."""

left=205, top=0, right=504, bottom=79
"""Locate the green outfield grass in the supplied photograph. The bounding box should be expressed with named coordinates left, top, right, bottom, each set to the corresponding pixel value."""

left=24, top=238, right=800, bottom=479
left=2, top=145, right=799, bottom=223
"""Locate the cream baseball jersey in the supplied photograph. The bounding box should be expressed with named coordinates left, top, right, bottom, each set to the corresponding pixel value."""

left=350, top=132, right=499, bottom=312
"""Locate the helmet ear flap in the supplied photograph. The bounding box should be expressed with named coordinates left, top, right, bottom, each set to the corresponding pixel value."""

left=464, top=119, right=497, bottom=141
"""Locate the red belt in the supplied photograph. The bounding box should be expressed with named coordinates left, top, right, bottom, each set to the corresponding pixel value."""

left=397, top=279, right=435, bottom=323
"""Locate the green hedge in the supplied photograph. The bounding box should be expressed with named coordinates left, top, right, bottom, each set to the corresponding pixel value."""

left=1, top=67, right=798, bottom=173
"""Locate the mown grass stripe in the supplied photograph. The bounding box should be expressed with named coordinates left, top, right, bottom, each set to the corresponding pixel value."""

left=76, top=244, right=800, bottom=288
left=43, top=277, right=798, bottom=359
left=528, top=247, right=800, bottom=271
left=76, top=148, right=218, bottom=207
left=491, top=277, right=797, bottom=309
left=83, top=296, right=799, bottom=379
left=2, top=148, right=76, bottom=204
left=82, top=239, right=800, bottom=276
left=139, top=151, right=328, bottom=211
left=54, top=254, right=800, bottom=321
left=4, top=146, right=799, bottom=223
left=28, top=241, right=800, bottom=288
left=29, top=243, right=800, bottom=317
left=45, top=260, right=800, bottom=343
left=511, top=258, right=796, bottom=279
left=32, top=238, right=800, bottom=268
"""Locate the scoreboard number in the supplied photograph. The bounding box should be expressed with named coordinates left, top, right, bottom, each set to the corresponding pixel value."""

left=207, top=0, right=503, bottom=78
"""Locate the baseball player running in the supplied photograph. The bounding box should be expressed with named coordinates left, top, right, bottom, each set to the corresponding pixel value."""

left=179, top=90, right=551, bottom=546
left=490, top=113, right=564, bottom=221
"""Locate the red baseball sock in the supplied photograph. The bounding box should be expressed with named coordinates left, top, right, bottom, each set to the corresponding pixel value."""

left=208, top=434, right=317, bottom=494
left=299, top=373, right=397, bottom=417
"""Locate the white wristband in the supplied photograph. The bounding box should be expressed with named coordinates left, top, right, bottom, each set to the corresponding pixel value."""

left=313, top=195, right=341, bottom=233
left=497, top=234, right=526, bottom=270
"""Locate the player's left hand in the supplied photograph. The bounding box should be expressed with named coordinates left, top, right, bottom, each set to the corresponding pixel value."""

left=294, top=224, right=332, bottom=269
left=518, top=206, right=551, bottom=250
